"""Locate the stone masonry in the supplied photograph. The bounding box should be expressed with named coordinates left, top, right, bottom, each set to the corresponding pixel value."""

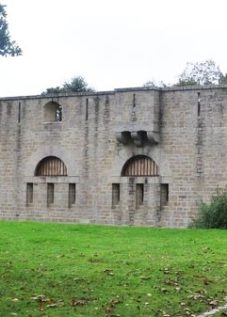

left=0, top=85, right=227, bottom=227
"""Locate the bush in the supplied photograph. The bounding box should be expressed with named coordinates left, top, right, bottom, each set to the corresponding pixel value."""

left=191, top=192, right=227, bottom=228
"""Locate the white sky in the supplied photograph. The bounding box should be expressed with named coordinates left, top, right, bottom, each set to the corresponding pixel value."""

left=1, top=0, right=227, bottom=97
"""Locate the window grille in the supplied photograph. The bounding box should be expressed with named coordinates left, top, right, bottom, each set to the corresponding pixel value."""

left=122, top=155, right=159, bottom=176
left=36, top=156, right=67, bottom=176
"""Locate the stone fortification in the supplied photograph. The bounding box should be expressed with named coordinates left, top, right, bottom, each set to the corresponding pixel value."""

left=0, top=85, right=226, bottom=227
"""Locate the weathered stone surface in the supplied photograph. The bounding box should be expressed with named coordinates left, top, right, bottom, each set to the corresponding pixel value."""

left=0, top=86, right=227, bottom=227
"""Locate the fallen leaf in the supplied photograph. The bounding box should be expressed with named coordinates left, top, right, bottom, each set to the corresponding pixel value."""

left=188, top=293, right=204, bottom=300
left=71, top=298, right=87, bottom=306
left=105, top=297, right=122, bottom=317
left=46, top=303, right=58, bottom=308
left=103, top=269, right=114, bottom=276
left=164, top=279, right=179, bottom=286
left=208, top=299, right=219, bottom=308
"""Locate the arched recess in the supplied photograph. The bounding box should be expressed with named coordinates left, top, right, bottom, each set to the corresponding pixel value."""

left=24, top=145, right=79, bottom=177
left=44, top=101, right=62, bottom=122
left=35, top=156, right=67, bottom=176
left=121, top=155, right=159, bottom=177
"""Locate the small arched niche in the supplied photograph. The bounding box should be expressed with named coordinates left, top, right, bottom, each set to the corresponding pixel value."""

left=35, top=156, right=67, bottom=176
left=121, top=155, right=159, bottom=177
left=44, top=101, right=62, bottom=122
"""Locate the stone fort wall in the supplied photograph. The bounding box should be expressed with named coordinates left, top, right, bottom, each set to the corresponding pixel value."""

left=0, top=86, right=227, bottom=227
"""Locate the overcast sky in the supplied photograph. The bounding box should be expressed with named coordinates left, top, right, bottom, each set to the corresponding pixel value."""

left=1, top=0, right=227, bottom=97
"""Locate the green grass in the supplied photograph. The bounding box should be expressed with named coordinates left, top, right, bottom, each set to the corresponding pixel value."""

left=0, top=222, right=227, bottom=317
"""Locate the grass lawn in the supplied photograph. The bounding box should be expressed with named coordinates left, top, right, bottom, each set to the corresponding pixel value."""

left=0, top=222, right=227, bottom=317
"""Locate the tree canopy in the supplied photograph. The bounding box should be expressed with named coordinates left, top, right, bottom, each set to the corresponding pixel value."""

left=0, top=4, right=22, bottom=56
left=62, top=76, right=94, bottom=93
left=143, top=80, right=167, bottom=89
left=144, top=60, right=227, bottom=88
left=177, top=60, right=222, bottom=86
left=42, top=76, right=95, bottom=95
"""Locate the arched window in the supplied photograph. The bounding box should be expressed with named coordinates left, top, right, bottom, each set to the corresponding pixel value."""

left=35, top=156, right=67, bottom=176
left=121, top=155, right=159, bottom=176
left=44, top=101, right=62, bottom=122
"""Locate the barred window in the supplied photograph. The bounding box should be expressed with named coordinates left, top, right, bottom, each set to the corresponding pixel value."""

left=35, top=156, right=67, bottom=177
left=122, top=155, right=159, bottom=177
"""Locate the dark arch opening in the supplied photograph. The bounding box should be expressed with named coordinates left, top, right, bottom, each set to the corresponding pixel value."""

left=121, top=155, right=159, bottom=177
left=35, top=156, right=67, bottom=176
left=44, top=101, right=62, bottom=122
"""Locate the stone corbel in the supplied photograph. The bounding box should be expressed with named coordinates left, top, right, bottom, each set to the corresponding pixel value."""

left=116, top=130, right=160, bottom=146
left=131, top=131, right=143, bottom=147
left=116, top=131, right=131, bottom=144
left=147, top=131, right=160, bottom=144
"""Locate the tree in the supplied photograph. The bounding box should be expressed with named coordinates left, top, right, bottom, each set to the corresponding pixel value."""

left=219, top=73, right=227, bottom=85
left=0, top=4, right=22, bottom=56
left=190, top=191, right=227, bottom=229
left=44, top=87, right=63, bottom=94
left=143, top=80, right=167, bottom=88
left=63, top=76, right=94, bottom=93
left=176, top=60, right=222, bottom=86
left=42, top=76, right=95, bottom=95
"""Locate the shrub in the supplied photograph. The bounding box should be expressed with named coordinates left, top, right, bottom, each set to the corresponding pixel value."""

left=191, top=191, right=227, bottom=228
